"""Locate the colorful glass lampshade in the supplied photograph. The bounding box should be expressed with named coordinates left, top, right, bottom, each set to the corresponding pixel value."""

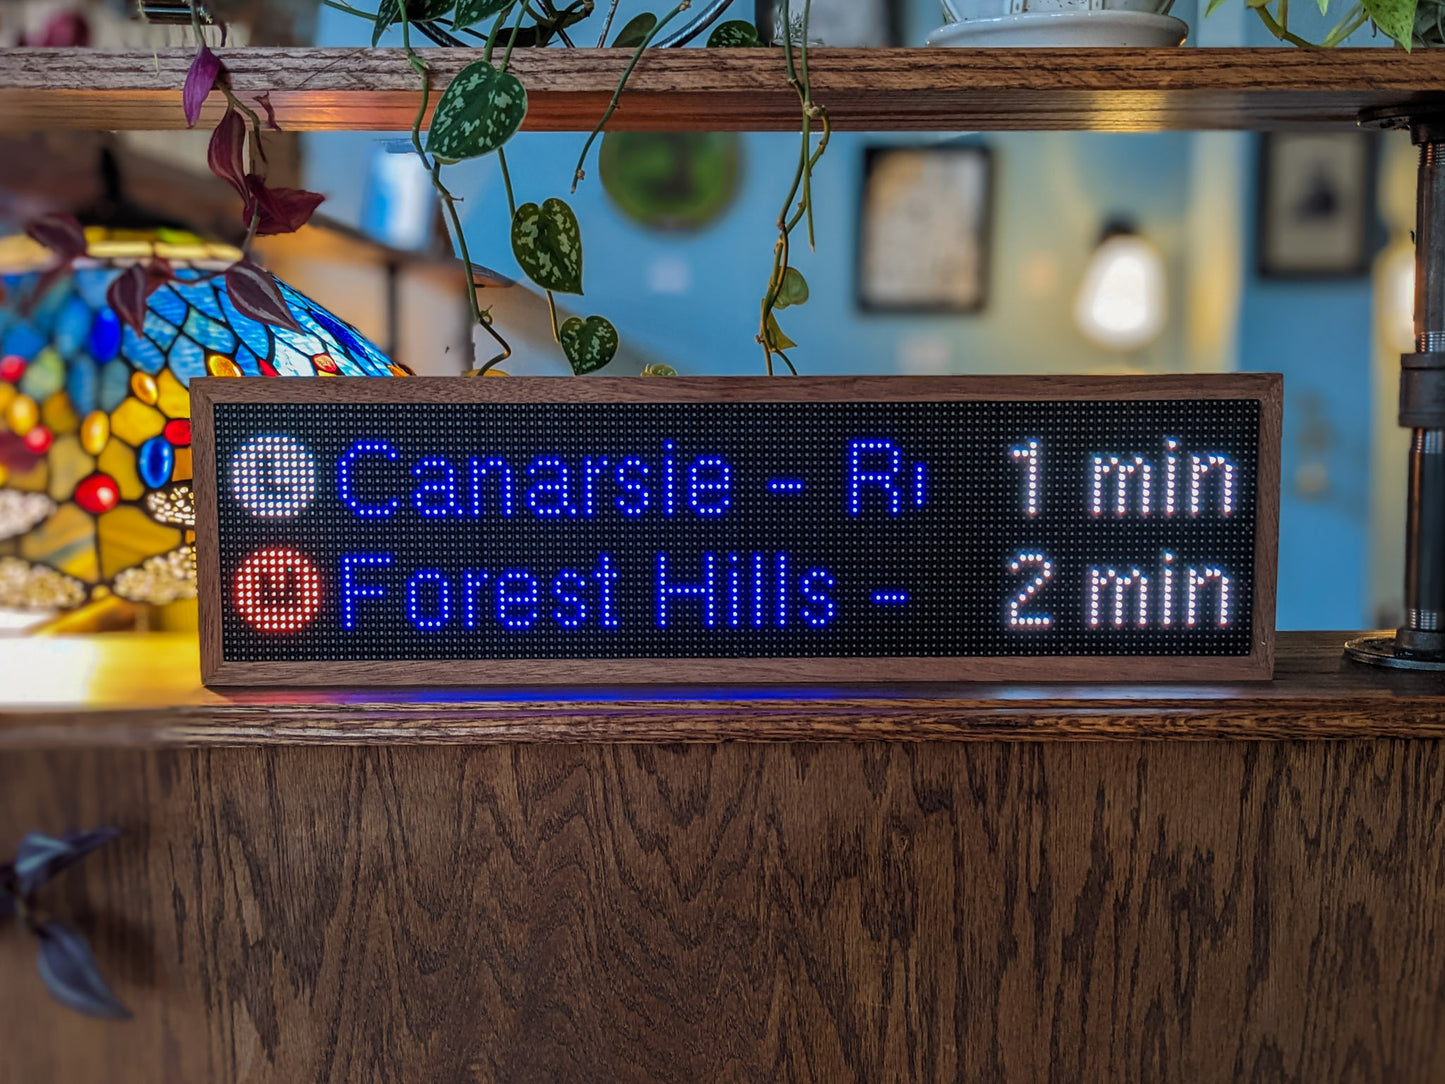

left=0, top=228, right=403, bottom=616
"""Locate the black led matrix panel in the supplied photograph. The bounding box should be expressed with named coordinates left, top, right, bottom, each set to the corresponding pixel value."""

left=193, top=376, right=1281, bottom=685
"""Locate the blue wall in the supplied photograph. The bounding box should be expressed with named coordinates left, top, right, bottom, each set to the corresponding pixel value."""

left=307, top=0, right=1383, bottom=629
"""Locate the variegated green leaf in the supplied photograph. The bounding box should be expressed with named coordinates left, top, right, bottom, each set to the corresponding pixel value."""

left=708, top=19, right=762, bottom=46
left=511, top=198, right=583, bottom=295
left=641, top=363, right=678, bottom=376
left=372, top=0, right=456, bottom=44
left=1364, top=0, right=1417, bottom=45
left=453, top=0, right=515, bottom=30
left=425, top=62, right=528, bottom=163
left=559, top=315, right=618, bottom=375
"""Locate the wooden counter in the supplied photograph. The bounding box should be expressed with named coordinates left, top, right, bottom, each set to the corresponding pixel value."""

left=1, top=632, right=1442, bottom=1081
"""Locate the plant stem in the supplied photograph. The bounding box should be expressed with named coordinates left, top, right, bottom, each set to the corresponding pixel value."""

left=1250, top=4, right=1320, bottom=46
left=571, top=1, right=691, bottom=192
left=596, top=0, right=623, bottom=45
left=501, top=0, right=530, bottom=69
left=498, top=147, right=518, bottom=218
left=545, top=289, right=563, bottom=341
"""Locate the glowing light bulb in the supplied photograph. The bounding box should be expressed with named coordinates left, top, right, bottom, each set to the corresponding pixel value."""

left=1074, top=231, right=1167, bottom=351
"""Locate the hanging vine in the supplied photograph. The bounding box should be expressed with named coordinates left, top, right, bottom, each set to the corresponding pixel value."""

left=162, top=0, right=828, bottom=376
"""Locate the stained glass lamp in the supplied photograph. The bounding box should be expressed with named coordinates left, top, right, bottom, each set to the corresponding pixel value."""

left=0, top=228, right=403, bottom=622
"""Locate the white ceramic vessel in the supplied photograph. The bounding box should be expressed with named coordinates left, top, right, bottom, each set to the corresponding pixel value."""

left=926, top=9, right=1188, bottom=46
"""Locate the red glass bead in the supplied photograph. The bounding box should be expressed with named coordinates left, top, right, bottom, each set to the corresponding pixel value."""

left=164, top=418, right=192, bottom=446
left=22, top=424, right=52, bottom=454
left=74, top=473, right=120, bottom=514
left=259, top=360, right=279, bottom=378
left=0, top=355, right=25, bottom=383
left=312, top=352, right=339, bottom=374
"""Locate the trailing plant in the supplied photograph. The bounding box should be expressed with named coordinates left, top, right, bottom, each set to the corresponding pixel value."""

left=2, top=827, right=130, bottom=1020
left=166, top=0, right=829, bottom=376
left=1218, top=0, right=1421, bottom=49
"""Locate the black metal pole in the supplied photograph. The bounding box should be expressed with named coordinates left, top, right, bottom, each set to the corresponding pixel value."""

left=1348, top=113, right=1445, bottom=668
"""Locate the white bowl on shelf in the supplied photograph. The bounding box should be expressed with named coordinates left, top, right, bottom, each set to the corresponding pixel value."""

left=926, top=9, right=1188, bottom=46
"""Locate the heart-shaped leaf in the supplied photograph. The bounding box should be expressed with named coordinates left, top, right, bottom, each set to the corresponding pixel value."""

left=613, top=12, right=658, bottom=46
left=708, top=19, right=762, bottom=46
left=183, top=45, right=223, bottom=128
left=13, top=828, right=120, bottom=897
left=25, top=213, right=86, bottom=262
left=425, top=62, right=528, bottom=163
left=764, top=313, right=796, bottom=351
left=372, top=0, right=457, bottom=44
left=453, top=0, right=515, bottom=30
left=244, top=176, right=325, bottom=236
left=559, top=315, right=619, bottom=375
left=207, top=107, right=249, bottom=200
left=1364, top=0, right=1417, bottom=45
left=511, top=199, right=583, bottom=295
left=105, top=266, right=150, bottom=337
left=773, top=267, right=809, bottom=310
left=36, top=923, right=130, bottom=1020
left=225, top=259, right=304, bottom=334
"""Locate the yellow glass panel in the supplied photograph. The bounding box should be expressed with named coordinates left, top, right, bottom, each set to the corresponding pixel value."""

left=80, top=411, right=110, bottom=456
left=130, top=372, right=158, bottom=406
left=0, top=463, right=7, bottom=486
left=7, top=394, right=38, bottom=436
left=155, top=369, right=190, bottom=419
left=6, top=456, right=46, bottom=493
left=0, top=384, right=16, bottom=417
left=206, top=355, right=242, bottom=378
left=98, top=439, right=144, bottom=500
left=171, top=447, right=192, bottom=482
left=20, top=502, right=98, bottom=583
left=110, top=399, right=165, bottom=446
left=46, top=436, right=94, bottom=502
left=97, top=506, right=181, bottom=581
left=40, top=391, right=79, bottom=436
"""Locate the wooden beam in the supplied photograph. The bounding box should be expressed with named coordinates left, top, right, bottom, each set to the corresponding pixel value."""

left=0, top=47, right=1443, bottom=133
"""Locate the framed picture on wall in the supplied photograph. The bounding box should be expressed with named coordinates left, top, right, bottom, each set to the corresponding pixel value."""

left=1257, top=132, right=1375, bottom=278
left=856, top=144, right=994, bottom=314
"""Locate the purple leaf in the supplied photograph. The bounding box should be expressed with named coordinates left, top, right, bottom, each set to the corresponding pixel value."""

left=245, top=176, right=324, bottom=236
left=144, top=256, right=177, bottom=293
left=256, top=92, right=282, bottom=132
left=183, top=45, right=223, bottom=129
left=224, top=260, right=303, bottom=333
left=105, top=266, right=150, bottom=337
left=24, top=213, right=86, bottom=262
left=35, top=923, right=131, bottom=1020
left=207, top=107, right=249, bottom=203
left=14, top=827, right=121, bottom=897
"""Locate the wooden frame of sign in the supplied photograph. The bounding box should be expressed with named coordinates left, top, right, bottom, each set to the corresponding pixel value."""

left=193, top=375, right=1281, bottom=686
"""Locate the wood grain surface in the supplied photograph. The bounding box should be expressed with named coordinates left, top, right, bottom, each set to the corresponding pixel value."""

left=191, top=375, right=1281, bottom=687
left=6, top=632, right=1445, bottom=746
left=0, top=740, right=1441, bottom=1082
left=2, top=47, right=1445, bottom=133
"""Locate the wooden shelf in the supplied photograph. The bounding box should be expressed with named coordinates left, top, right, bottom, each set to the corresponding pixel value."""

left=1, top=47, right=1444, bottom=133
left=1, top=631, right=1442, bottom=746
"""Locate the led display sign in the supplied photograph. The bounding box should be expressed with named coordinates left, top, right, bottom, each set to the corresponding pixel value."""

left=193, top=376, right=1280, bottom=685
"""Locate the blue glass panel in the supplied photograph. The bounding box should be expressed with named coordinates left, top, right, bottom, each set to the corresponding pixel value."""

left=29, top=278, right=69, bottom=328
left=182, top=307, right=235, bottom=354
left=98, top=360, right=130, bottom=411
left=54, top=296, right=93, bottom=357
left=272, top=325, right=325, bottom=359
left=142, top=311, right=178, bottom=351
left=180, top=277, right=226, bottom=321
left=147, top=285, right=187, bottom=326
left=231, top=342, right=261, bottom=378
left=168, top=336, right=206, bottom=381
left=73, top=267, right=112, bottom=310
left=271, top=339, right=315, bottom=377
left=88, top=308, right=122, bottom=363
left=1, top=323, right=45, bottom=359
left=138, top=436, right=174, bottom=489
left=66, top=354, right=98, bottom=415
left=121, top=325, right=165, bottom=374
